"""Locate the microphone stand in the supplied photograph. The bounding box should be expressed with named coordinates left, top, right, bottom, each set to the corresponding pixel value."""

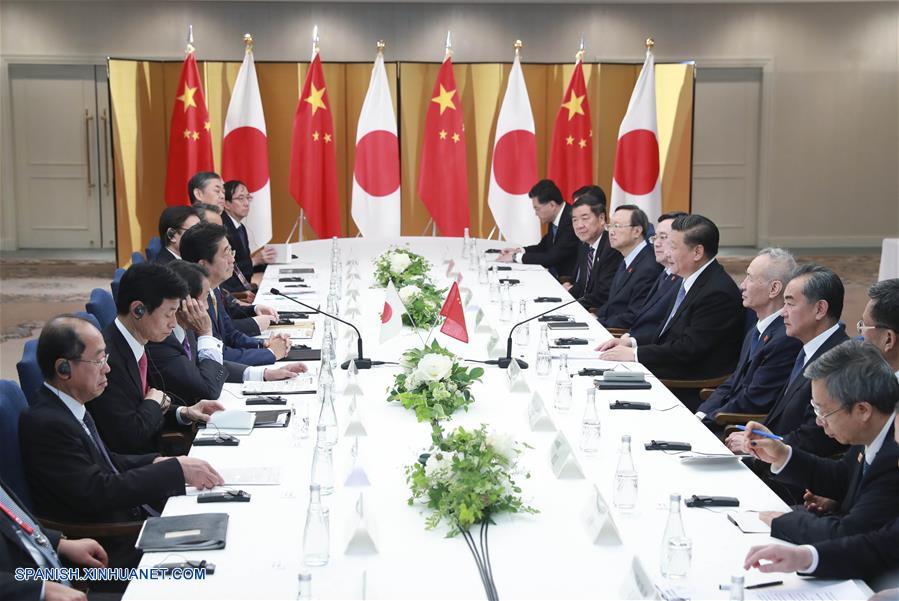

left=270, top=288, right=383, bottom=370
left=485, top=298, right=581, bottom=369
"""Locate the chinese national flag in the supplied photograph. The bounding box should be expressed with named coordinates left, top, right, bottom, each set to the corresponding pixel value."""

left=439, top=281, right=468, bottom=343
left=289, top=53, right=341, bottom=238
left=418, top=57, right=470, bottom=236
left=164, top=51, right=215, bottom=206
left=547, top=59, right=593, bottom=203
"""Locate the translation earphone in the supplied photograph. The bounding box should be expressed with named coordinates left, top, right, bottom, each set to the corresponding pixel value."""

left=133, top=303, right=146, bottom=318
left=57, top=359, right=71, bottom=376
left=165, top=227, right=177, bottom=241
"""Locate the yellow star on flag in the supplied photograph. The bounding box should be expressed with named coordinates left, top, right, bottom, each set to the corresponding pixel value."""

left=177, top=85, right=198, bottom=112
left=305, top=84, right=327, bottom=115
left=560, top=90, right=585, bottom=121
left=204, top=121, right=212, bottom=131
left=323, top=133, right=332, bottom=143
left=312, top=131, right=320, bottom=141
left=191, top=131, right=200, bottom=141
left=578, top=138, right=587, bottom=149
left=183, top=129, right=192, bottom=139
left=452, top=132, right=461, bottom=143
left=438, top=129, right=448, bottom=140
left=431, top=85, right=457, bottom=115
left=565, top=135, right=574, bottom=146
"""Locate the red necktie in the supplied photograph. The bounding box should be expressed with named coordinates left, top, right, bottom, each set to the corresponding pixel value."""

left=138, top=352, right=148, bottom=395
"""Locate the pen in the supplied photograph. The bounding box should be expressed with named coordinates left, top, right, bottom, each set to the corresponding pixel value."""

left=746, top=580, right=783, bottom=590
left=735, top=425, right=784, bottom=441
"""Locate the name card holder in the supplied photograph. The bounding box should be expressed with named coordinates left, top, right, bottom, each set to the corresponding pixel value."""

left=549, top=432, right=585, bottom=479
left=582, top=484, right=622, bottom=545
left=486, top=327, right=505, bottom=359
left=506, top=360, right=530, bottom=393
left=619, top=555, right=659, bottom=600
left=344, top=438, right=372, bottom=487
left=460, top=286, right=474, bottom=308
left=343, top=493, right=379, bottom=555
left=344, top=397, right=368, bottom=437
left=474, top=308, right=491, bottom=333
left=527, top=392, right=556, bottom=432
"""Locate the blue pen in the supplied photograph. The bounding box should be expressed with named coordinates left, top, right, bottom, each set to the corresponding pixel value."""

left=735, top=425, right=784, bottom=441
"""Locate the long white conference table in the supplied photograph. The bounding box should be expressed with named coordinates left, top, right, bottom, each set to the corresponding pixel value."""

left=124, top=238, right=872, bottom=601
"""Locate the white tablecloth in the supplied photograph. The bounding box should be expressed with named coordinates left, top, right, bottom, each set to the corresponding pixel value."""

left=124, top=237, right=872, bottom=601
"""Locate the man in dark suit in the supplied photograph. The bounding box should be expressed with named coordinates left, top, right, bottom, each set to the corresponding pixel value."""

left=859, top=278, right=899, bottom=376
left=742, top=341, right=899, bottom=545
left=180, top=223, right=290, bottom=366
left=147, top=261, right=307, bottom=404
left=727, top=264, right=850, bottom=459
left=187, top=171, right=225, bottom=210
left=587, top=205, right=662, bottom=320
left=496, top=179, right=579, bottom=278
left=595, top=211, right=684, bottom=342
left=1, top=479, right=108, bottom=601
left=87, top=264, right=225, bottom=455
left=562, top=191, right=622, bottom=305
left=18, top=316, right=222, bottom=568
left=599, top=214, right=744, bottom=386
left=221, top=179, right=277, bottom=293
left=154, top=205, right=201, bottom=265
left=696, top=248, right=802, bottom=429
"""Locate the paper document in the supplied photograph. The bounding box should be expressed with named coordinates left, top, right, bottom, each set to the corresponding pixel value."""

left=219, top=466, right=282, bottom=486
left=748, top=580, right=869, bottom=601
left=727, top=511, right=770, bottom=534
left=242, top=375, right=315, bottom=395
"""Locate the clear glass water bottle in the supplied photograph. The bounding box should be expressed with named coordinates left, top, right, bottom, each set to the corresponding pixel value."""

left=660, top=493, right=692, bottom=579
left=728, top=575, right=744, bottom=601
left=302, top=484, right=330, bottom=566
left=613, top=435, right=638, bottom=510
left=318, top=356, right=334, bottom=395
left=311, top=427, right=334, bottom=495
left=499, top=282, right=513, bottom=321
left=478, top=255, right=489, bottom=285
left=535, top=324, right=552, bottom=376
left=296, top=573, right=312, bottom=600
left=462, top=227, right=471, bottom=258
left=291, top=397, right=310, bottom=445
left=580, top=387, right=601, bottom=453
left=318, top=382, right=338, bottom=447
left=488, top=268, right=500, bottom=304
left=513, top=300, right=531, bottom=346
left=553, top=353, right=572, bottom=411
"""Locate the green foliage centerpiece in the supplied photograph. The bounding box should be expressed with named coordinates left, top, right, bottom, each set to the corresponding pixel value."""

left=374, top=247, right=445, bottom=328
left=406, top=424, right=537, bottom=600
left=388, top=341, right=484, bottom=423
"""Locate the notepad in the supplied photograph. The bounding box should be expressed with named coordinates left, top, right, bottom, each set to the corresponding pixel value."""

left=136, top=513, right=228, bottom=552
left=218, top=466, right=282, bottom=486
left=727, top=511, right=770, bottom=534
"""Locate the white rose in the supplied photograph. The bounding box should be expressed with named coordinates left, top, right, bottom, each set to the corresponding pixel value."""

left=399, top=284, right=420, bottom=304
left=414, top=353, right=454, bottom=383
left=389, top=252, right=412, bottom=274
left=425, top=453, right=451, bottom=479
left=487, top=431, right=517, bottom=460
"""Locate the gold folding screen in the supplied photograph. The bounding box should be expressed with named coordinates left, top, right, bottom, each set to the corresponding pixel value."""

left=109, top=59, right=693, bottom=266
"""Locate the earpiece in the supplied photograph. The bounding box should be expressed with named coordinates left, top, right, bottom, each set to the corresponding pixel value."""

left=165, top=228, right=177, bottom=241
left=57, top=360, right=71, bottom=376
left=133, top=304, right=146, bottom=318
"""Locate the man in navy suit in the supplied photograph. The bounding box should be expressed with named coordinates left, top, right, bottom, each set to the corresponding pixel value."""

left=596, top=211, right=684, bottom=343
left=154, top=205, right=201, bottom=265
left=221, top=179, right=277, bottom=293
left=727, top=264, right=850, bottom=459
left=562, top=191, right=622, bottom=305
left=696, top=248, right=802, bottom=429
left=599, top=214, right=744, bottom=387
left=585, top=204, right=661, bottom=319
left=180, top=223, right=290, bottom=366
left=741, top=341, right=899, bottom=545
left=496, top=179, right=580, bottom=279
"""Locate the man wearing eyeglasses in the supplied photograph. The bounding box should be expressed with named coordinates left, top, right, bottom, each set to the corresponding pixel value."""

left=739, top=340, right=899, bottom=547
left=221, top=179, right=277, bottom=294
left=858, top=279, right=899, bottom=379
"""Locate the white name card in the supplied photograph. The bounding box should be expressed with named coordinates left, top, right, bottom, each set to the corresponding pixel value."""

left=549, top=432, right=585, bottom=479
left=527, top=391, right=556, bottom=432
left=343, top=493, right=378, bottom=555
left=619, top=555, right=659, bottom=600
left=506, top=359, right=530, bottom=393
left=582, top=483, right=622, bottom=545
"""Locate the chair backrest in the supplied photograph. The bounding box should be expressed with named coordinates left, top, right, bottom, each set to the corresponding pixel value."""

left=145, top=236, right=162, bottom=262
left=15, top=340, right=42, bottom=406
left=0, top=380, right=34, bottom=508
left=86, top=288, right=116, bottom=329
left=73, top=310, right=101, bottom=331
left=110, top=267, right=126, bottom=301
left=130, top=251, right=146, bottom=265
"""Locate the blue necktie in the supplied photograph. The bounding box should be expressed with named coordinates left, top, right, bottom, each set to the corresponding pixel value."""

left=0, top=485, right=67, bottom=582
left=788, top=349, right=807, bottom=385
left=550, top=223, right=558, bottom=242
left=83, top=412, right=160, bottom=518
left=749, top=327, right=762, bottom=357
left=659, top=283, right=687, bottom=336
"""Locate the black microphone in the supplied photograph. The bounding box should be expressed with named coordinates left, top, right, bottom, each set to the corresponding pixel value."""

left=269, top=288, right=382, bottom=370
left=485, top=298, right=582, bottom=369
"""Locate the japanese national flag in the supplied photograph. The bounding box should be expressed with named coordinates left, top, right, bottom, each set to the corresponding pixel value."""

left=379, top=280, right=407, bottom=343
left=610, top=47, right=662, bottom=224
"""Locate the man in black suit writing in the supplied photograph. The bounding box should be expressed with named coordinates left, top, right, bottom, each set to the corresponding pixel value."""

left=18, top=315, right=222, bottom=568
left=599, top=214, right=744, bottom=389
left=562, top=191, right=622, bottom=305
left=741, top=341, right=899, bottom=546
left=154, top=205, right=201, bottom=265
left=496, top=179, right=579, bottom=278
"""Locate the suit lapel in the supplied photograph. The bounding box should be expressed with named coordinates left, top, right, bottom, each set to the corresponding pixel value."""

left=111, top=326, right=142, bottom=396
left=41, top=389, right=109, bottom=469
left=660, top=260, right=720, bottom=335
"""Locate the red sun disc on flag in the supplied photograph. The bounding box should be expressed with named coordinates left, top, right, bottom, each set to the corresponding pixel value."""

left=381, top=302, right=393, bottom=324
left=613, top=129, right=660, bottom=196
left=493, top=130, right=537, bottom=195
left=354, top=130, right=400, bottom=197
left=222, top=127, right=270, bottom=192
